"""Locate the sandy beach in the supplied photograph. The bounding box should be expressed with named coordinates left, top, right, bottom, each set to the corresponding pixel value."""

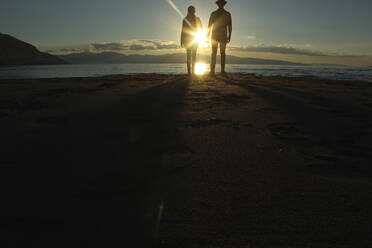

left=1, top=74, right=372, bottom=247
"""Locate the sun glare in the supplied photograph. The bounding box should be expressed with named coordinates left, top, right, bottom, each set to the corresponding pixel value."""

left=193, top=29, right=208, bottom=48
left=195, top=63, right=207, bottom=75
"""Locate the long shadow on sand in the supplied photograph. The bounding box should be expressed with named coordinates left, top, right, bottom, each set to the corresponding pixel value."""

left=221, top=77, right=372, bottom=177
left=0, top=76, right=189, bottom=247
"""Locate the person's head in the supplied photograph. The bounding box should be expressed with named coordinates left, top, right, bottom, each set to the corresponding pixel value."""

left=187, top=6, right=196, bottom=16
left=216, top=0, right=227, bottom=9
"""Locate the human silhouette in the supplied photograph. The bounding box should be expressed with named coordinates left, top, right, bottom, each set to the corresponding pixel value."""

left=208, top=0, right=232, bottom=76
left=181, top=6, right=202, bottom=75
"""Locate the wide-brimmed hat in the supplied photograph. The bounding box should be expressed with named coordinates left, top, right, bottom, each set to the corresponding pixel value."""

left=216, top=0, right=227, bottom=5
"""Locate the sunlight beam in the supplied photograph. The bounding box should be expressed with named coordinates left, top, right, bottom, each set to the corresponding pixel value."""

left=166, top=0, right=192, bottom=27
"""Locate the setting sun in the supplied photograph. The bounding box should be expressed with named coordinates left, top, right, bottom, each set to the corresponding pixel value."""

left=194, top=63, right=207, bottom=75
left=193, top=29, right=208, bottom=48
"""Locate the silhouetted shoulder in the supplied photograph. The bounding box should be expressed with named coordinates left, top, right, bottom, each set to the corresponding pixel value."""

left=222, top=9, right=231, bottom=17
left=211, top=9, right=230, bottom=18
left=211, top=10, right=221, bottom=18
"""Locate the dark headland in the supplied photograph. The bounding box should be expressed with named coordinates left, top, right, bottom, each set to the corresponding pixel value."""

left=1, top=74, right=372, bottom=247
left=0, top=33, right=66, bottom=66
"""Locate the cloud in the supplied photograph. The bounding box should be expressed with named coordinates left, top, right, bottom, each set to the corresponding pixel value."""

left=47, top=48, right=87, bottom=55
left=90, top=43, right=125, bottom=51
left=90, top=40, right=180, bottom=52
left=47, top=40, right=369, bottom=60
left=231, top=45, right=326, bottom=56
left=327, top=52, right=369, bottom=58
left=230, top=44, right=369, bottom=58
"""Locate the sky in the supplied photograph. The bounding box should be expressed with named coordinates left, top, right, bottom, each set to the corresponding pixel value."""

left=1, top=0, right=372, bottom=66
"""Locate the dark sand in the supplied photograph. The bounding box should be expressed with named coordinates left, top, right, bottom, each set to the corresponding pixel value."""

left=1, top=74, right=372, bottom=247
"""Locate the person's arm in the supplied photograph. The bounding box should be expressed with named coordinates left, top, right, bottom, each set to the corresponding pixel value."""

left=198, top=17, right=202, bottom=30
left=181, top=20, right=186, bottom=47
left=207, top=14, right=214, bottom=38
left=227, top=13, right=232, bottom=43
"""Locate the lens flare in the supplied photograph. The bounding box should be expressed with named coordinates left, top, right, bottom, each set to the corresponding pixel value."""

left=193, top=29, right=208, bottom=48
left=195, top=63, right=207, bottom=75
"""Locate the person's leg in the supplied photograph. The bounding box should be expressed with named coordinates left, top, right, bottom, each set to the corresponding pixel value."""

left=220, top=42, right=227, bottom=74
left=192, top=46, right=197, bottom=74
left=186, top=49, right=191, bottom=75
left=210, top=40, right=218, bottom=75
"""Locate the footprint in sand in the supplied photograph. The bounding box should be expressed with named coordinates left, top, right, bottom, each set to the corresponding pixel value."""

left=257, top=107, right=279, bottom=112
left=185, top=119, right=230, bottom=128
left=221, top=93, right=251, bottom=105
left=165, top=143, right=193, bottom=155
left=308, top=152, right=372, bottom=178
left=267, top=122, right=306, bottom=141
left=162, top=143, right=194, bottom=172
left=36, top=115, right=69, bottom=126
left=98, top=82, right=118, bottom=89
left=364, top=102, right=372, bottom=106
left=0, top=111, right=15, bottom=119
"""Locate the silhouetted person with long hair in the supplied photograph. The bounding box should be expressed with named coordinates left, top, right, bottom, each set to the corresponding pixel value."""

left=208, top=0, right=232, bottom=77
left=181, top=6, right=202, bottom=75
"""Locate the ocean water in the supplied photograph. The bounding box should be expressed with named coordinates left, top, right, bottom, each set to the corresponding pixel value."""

left=0, top=64, right=371, bottom=82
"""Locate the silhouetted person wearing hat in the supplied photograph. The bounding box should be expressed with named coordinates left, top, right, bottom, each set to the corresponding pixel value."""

left=181, top=6, right=202, bottom=75
left=208, top=0, right=232, bottom=76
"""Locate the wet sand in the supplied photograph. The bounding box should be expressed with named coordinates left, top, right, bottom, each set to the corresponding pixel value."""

left=1, top=74, right=372, bottom=247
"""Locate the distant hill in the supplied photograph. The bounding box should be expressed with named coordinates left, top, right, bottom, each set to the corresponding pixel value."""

left=59, top=52, right=304, bottom=66
left=0, top=33, right=66, bottom=66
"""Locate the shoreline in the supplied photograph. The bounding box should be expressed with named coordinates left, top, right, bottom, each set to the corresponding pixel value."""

left=1, top=64, right=371, bottom=82
left=1, top=72, right=372, bottom=84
